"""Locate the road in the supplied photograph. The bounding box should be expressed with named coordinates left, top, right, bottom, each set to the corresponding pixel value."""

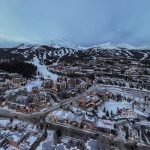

left=0, top=84, right=150, bottom=149
left=95, top=84, right=150, bottom=95
left=0, top=84, right=150, bottom=121
left=0, top=85, right=96, bottom=121
left=47, top=121, right=150, bottom=150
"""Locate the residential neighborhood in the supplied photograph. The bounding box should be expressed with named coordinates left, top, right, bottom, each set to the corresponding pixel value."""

left=0, top=50, right=150, bottom=149
left=0, top=0, right=150, bottom=149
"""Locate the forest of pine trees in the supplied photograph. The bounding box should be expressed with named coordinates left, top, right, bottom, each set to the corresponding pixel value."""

left=0, top=60, right=37, bottom=78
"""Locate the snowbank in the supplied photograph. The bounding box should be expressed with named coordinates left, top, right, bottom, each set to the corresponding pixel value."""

left=31, top=56, right=59, bottom=81
left=25, top=79, right=42, bottom=92
left=103, top=101, right=130, bottom=114
left=134, top=109, right=149, bottom=118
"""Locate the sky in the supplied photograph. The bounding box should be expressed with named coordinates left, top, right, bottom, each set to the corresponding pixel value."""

left=0, top=0, right=150, bottom=47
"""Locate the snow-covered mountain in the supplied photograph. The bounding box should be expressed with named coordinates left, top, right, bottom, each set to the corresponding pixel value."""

left=0, top=43, right=150, bottom=64
left=84, top=43, right=150, bottom=60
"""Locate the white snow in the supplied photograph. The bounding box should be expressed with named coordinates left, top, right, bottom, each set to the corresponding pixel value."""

left=137, top=120, right=150, bottom=127
left=5, top=88, right=24, bottom=96
left=92, top=42, right=118, bottom=49
left=17, top=44, right=33, bottom=49
left=134, top=109, right=149, bottom=118
left=90, top=43, right=150, bottom=50
left=43, top=53, right=47, bottom=60
left=0, top=118, right=22, bottom=127
left=141, top=52, right=149, bottom=60
left=31, top=56, right=59, bottom=81
left=97, top=111, right=105, bottom=117
left=117, top=43, right=136, bottom=49
left=97, top=119, right=114, bottom=129
left=26, top=135, right=37, bottom=146
left=37, top=130, right=55, bottom=150
left=103, top=101, right=130, bottom=114
left=25, top=79, right=42, bottom=91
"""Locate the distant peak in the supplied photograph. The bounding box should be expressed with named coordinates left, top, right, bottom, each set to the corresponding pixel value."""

left=92, top=42, right=118, bottom=49
left=16, top=42, right=150, bottom=50
left=89, top=43, right=150, bottom=50
left=16, top=43, right=39, bottom=49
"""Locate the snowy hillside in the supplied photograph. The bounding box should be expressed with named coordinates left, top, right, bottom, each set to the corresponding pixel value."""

left=0, top=43, right=150, bottom=71
left=31, top=56, right=58, bottom=80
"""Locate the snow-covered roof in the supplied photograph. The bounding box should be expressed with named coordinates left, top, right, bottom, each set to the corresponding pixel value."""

left=104, top=101, right=131, bottom=114
left=96, top=119, right=114, bottom=129
left=26, top=135, right=38, bottom=146
left=25, top=79, right=42, bottom=92
left=85, top=139, right=100, bottom=150
left=134, top=109, right=149, bottom=118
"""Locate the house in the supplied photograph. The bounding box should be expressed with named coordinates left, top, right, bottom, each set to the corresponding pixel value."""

left=42, top=79, right=53, bottom=89
left=0, top=71, right=8, bottom=79
left=18, top=133, right=43, bottom=150
left=52, top=82, right=61, bottom=92
left=67, top=78, right=77, bottom=88
left=121, top=109, right=136, bottom=118
left=78, top=95, right=101, bottom=109
left=11, top=73, right=27, bottom=87
left=85, top=139, right=101, bottom=150
left=42, top=141, right=55, bottom=150
left=0, top=96, right=6, bottom=106
left=114, top=108, right=137, bottom=120
left=7, top=131, right=28, bottom=148
left=55, top=144, right=67, bottom=150
left=32, top=87, right=39, bottom=94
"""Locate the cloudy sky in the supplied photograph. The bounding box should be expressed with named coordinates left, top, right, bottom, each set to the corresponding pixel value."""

left=0, top=0, right=150, bottom=46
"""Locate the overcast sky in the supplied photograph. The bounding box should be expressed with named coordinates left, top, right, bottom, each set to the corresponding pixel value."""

left=0, top=0, right=150, bottom=46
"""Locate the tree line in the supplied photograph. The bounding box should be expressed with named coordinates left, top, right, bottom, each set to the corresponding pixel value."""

left=0, top=60, right=37, bottom=78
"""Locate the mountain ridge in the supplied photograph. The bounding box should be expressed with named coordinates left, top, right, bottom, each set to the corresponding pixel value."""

left=12, top=42, right=150, bottom=50
left=0, top=43, right=150, bottom=67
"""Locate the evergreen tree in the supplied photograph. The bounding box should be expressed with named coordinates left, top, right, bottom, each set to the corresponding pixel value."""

left=111, top=110, right=113, bottom=117
left=94, top=106, right=97, bottom=110
left=40, top=123, right=44, bottom=130
left=56, top=129, right=62, bottom=137
left=106, top=110, right=109, bottom=117
left=44, top=129, right=48, bottom=139
left=125, top=128, right=129, bottom=140
left=103, top=107, right=106, bottom=113
left=92, top=109, right=96, bottom=115
left=0, top=60, right=37, bottom=78
left=14, top=125, right=18, bottom=131
left=10, top=118, right=13, bottom=124
left=80, top=123, right=84, bottom=129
